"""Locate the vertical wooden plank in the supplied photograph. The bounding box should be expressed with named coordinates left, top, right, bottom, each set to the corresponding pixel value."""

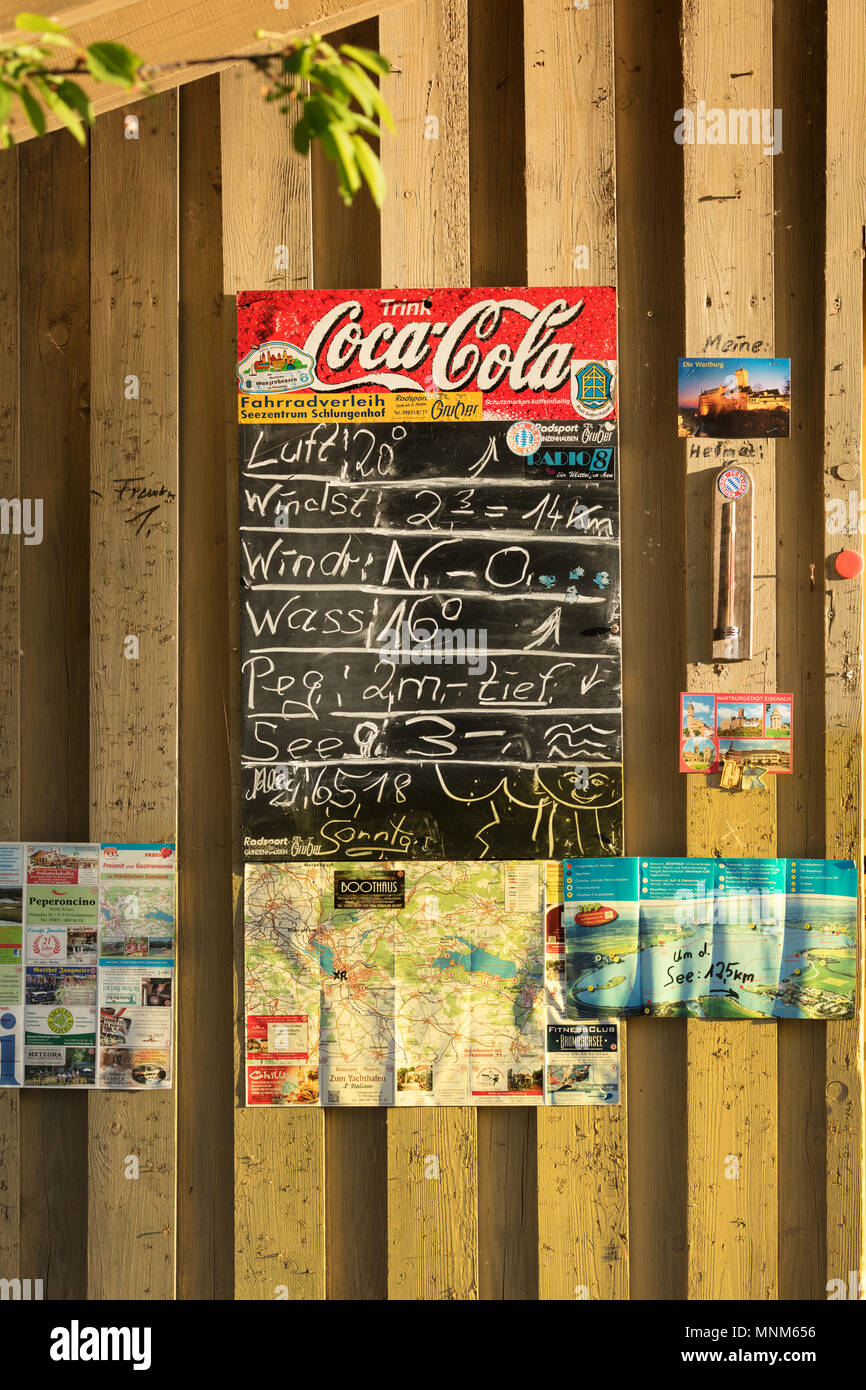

left=525, top=0, right=629, bottom=1301
left=467, top=0, right=536, bottom=1302
left=469, top=0, right=526, bottom=286
left=683, top=0, right=778, bottom=1300
left=177, top=74, right=234, bottom=1301
left=379, top=0, right=477, bottom=1302
left=614, top=0, right=688, bottom=1300
left=89, top=94, right=179, bottom=1300
left=18, top=129, right=91, bottom=1300
left=221, top=62, right=326, bottom=1301
left=773, top=0, right=828, bottom=1301
left=308, top=16, right=389, bottom=1304
left=823, top=0, right=865, bottom=1299
left=0, top=146, right=20, bottom=1277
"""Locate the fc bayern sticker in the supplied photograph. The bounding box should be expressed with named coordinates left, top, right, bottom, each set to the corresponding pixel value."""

left=717, top=467, right=751, bottom=499
left=570, top=360, right=617, bottom=420
left=507, top=421, right=542, bottom=456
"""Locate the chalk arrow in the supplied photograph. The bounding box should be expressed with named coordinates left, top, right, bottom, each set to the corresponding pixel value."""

left=580, top=662, right=605, bottom=695
left=526, top=607, right=562, bottom=650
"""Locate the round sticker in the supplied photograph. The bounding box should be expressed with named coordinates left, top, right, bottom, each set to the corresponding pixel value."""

left=46, top=1007, right=74, bottom=1035
left=507, top=421, right=542, bottom=456
left=717, top=467, right=750, bottom=499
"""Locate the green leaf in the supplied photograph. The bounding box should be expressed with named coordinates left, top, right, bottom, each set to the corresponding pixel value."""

left=352, top=134, right=386, bottom=208
left=0, top=124, right=15, bottom=148
left=7, top=44, right=51, bottom=62
left=280, top=45, right=313, bottom=77
left=309, top=61, right=353, bottom=104
left=32, top=32, right=74, bottom=47
left=85, top=40, right=142, bottom=88
left=329, top=122, right=361, bottom=192
left=321, top=124, right=361, bottom=203
left=365, top=76, right=394, bottom=133
left=302, top=95, right=334, bottom=135
left=33, top=75, right=86, bottom=143
left=14, top=12, right=68, bottom=33
left=339, top=44, right=390, bottom=76
left=331, top=60, right=378, bottom=117
left=56, top=79, right=94, bottom=125
left=0, top=85, right=11, bottom=124
left=340, top=108, right=382, bottom=139
left=292, top=116, right=310, bottom=156
left=18, top=82, right=44, bottom=135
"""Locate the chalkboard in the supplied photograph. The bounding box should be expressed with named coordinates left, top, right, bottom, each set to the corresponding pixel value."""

left=239, top=420, right=623, bottom=859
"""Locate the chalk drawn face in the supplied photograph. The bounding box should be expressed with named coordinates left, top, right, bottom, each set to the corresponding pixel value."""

left=537, top=768, right=622, bottom=810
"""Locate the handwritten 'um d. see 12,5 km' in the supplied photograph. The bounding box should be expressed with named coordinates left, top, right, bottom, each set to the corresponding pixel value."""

left=239, top=419, right=623, bottom=861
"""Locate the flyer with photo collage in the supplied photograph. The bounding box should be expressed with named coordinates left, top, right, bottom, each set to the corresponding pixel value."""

left=98, top=844, right=176, bottom=1089
left=542, top=861, right=621, bottom=1105
left=0, top=842, right=175, bottom=1089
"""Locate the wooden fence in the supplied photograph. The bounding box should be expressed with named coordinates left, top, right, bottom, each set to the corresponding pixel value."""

left=0, top=0, right=863, bottom=1300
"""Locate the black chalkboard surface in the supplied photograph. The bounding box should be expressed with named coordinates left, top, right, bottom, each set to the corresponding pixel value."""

left=240, top=421, right=623, bottom=859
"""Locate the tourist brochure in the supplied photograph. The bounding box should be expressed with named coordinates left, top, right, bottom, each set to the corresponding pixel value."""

left=680, top=691, right=793, bottom=774
left=0, top=842, right=176, bottom=1089
left=563, top=857, right=856, bottom=1020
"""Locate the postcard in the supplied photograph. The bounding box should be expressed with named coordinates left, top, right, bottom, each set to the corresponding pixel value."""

left=680, top=692, right=793, bottom=774
left=678, top=357, right=791, bottom=438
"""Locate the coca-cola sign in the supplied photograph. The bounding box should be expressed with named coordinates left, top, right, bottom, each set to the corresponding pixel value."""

left=237, top=287, right=616, bottom=421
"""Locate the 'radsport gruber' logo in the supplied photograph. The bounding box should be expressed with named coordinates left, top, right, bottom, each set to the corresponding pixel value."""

left=237, top=341, right=314, bottom=394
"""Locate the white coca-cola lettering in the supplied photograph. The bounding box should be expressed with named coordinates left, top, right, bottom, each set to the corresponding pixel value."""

left=301, top=296, right=586, bottom=394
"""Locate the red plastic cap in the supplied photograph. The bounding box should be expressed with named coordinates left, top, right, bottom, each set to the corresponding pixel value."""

left=835, top=549, right=864, bottom=578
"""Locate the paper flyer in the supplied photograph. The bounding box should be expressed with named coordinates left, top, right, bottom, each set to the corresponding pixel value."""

left=0, top=842, right=176, bottom=1090
left=0, top=844, right=24, bottom=1085
left=23, top=843, right=98, bottom=1085
left=97, top=844, right=175, bottom=1090
left=244, top=860, right=546, bottom=1107
left=563, top=857, right=857, bottom=1020
left=545, top=1021, right=620, bottom=1105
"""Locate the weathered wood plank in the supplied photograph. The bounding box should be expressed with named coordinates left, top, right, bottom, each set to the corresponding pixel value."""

left=682, top=0, right=778, bottom=1301
left=308, top=16, right=389, bottom=1303
left=18, top=129, right=91, bottom=1301
left=823, top=0, right=865, bottom=1299
left=772, top=0, right=828, bottom=1301
left=88, top=93, right=179, bottom=1300
left=379, top=0, right=477, bottom=1302
left=466, top=0, right=538, bottom=1303
left=468, top=0, right=526, bottom=287
left=614, top=0, right=688, bottom=1301
left=177, top=74, right=234, bottom=1301
left=2, top=0, right=411, bottom=139
left=0, top=146, right=20, bottom=1277
left=526, top=0, right=629, bottom=1302
left=221, top=61, right=326, bottom=1301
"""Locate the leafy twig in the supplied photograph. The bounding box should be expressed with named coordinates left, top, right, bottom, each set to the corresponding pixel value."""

left=0, top=14, right=393, bottom=207
left=0, top=13, right=141, bottom=148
